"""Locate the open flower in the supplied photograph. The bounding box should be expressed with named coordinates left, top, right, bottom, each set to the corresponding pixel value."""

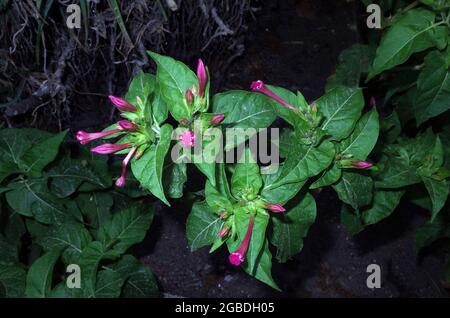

left=115, top=146, right=137, bottom=187
left=197, top=59, right=207, bottom=97
left=76, top=129, right=121, bottom=145
left=251, top=80, right=296, bottom=112
left=211, top=114, right=225, bottom=125
left=266, top=203, right=286, bottom=213
left=351, top=161, right=373, bottom=169
left=229, top=214, right=255, bottom=266
left=90, top=143, right=131, bottom=155
left=179, top=130, right=195, bottom=147
left=108, top=96, right=137, bottom=112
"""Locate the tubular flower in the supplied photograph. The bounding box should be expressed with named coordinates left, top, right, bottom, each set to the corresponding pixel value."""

left=108, top=95, right=137, bottom=112
left=197, top=59, right=207, bottom=97
left=266, top=203, right=286, bottom=213
left=91, top=143, right=131, bottom=155
left=229, top=214, right=255, bottom=266
left=211, top=114, right=225, bottom=125
left=251, top=80, right=297, bottom=112
left=179, top=130, right=195, bottom=147
left=76, top=129, right=121, bottom=145
left=351, top=161, right=373, bottom=169
left=118, top=120, right=139, bottom=131
left=115, top=147, right=137, bottom=188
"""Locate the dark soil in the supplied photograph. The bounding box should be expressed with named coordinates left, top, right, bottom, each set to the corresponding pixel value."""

left=132, top=0, right=450, bottom=298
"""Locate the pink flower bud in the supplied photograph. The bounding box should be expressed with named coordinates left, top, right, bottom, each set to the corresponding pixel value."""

left=211, top=114, right=225, bottom=125
left=91, top=143, right=131, bottom=155
left=250, top=80, right=297, bottom=112
left=76, top=129, right=121, bottom=145
left=197, top=59, right=207, bottom=97
left=115, top=147, right=137, bottom=187
left=185, top=89, right=194, bottom=104
left=117, top=120, right=139, bottom=131
left=266, top=203, right=286, bottom=213
left=229, top=214, right=255, bottom=266
left=350, top=161, right=373, bottom=169
left=179, top=130, right=195, bottom=147
left=218, top=226, right=229, bottom=238
left=108, top=96, right=137, bottom=112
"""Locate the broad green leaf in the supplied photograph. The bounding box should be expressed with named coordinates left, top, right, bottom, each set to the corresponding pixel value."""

left=271, top=140, right=335, bottom=188
left=0, top=235, right=18, bottom=265
left=212, top=91, right=276, bottom=129
left=333, top=171, right=374, bottom=210
left=148, top=51, right=197, bottom=122
left=26, top=248, right=63, bottom=297
left=340, top=205, right=365, bottom=236
left=94, top=270, right=124, bottom=298
left=317, top=87, right=364, bottom=140
left=362, top=190, right=405, bottom=226
left=2, top=211, right=26, bottom=248
left=0, top=264, right=26, bottom=298
left=152, top=81, right=169, bottom=124
left=18, top=130, right=67, bottom=177
left=367, top=9, right=447, bottom=80
left=205, top=179, right=234, bottom=214
left=419, top=0, right=450, bottom=10
left=36, top=222, right=92, bottom=265
left=310, top=163, right=342, bottom=189
left=111, top=255, right=159, bottom=298
left=125, top=71, right=155, bottom=117
left=326, top=44, right=374, bottom=91
left=48, top=155, right=107, bottom=198
left=375, top=156, right=421, bottom=188
left=261, top=170, right=305, bottom=205
left=5, top=180, right=67, bottom=224
left=415, top=207, right=450, bottom=252
left=76, top=192, right=113, bottom=229
left=186, top=201, right=224, bottom=251
left=131, top=124, right=173, bottom=205
left=271, top=193, right=316, bottom=262
left=421, top=176, right=449, bottom=221
left=231, top=148, right=262, bottom=197
left=163, top=162, right=187, bottom=199
left=414, top=50, right=450, bottom=125
left=245, top=239, right=279, bottom=290
left=98, top=204, right=154, bottom=254
left=339, top=108, right=379, bottom=160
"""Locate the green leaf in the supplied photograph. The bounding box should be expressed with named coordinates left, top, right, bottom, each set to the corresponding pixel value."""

left=339, top=108, right=379, bottom=160
left=186, top=201, right=224, bottom=251
left=212, top=91, right=276, bottom=129
left=110, top=255, right=159, bottom=298
left=98, top=204, right=154, bottom=254
left=419, top=0, right=450, bottom=11
left=317, top=87, right=364, bottom=140
left=94, top=269, right=124, bottom=298
left=261, top=170, right=305, bottom=205
left=333, top=171, right=374, bottom=210
left=48, top=155, right=108, bottom=198
left=310, top=162, right=342, bottom=189
left=340, top=205, right=365, bottom=236
left=415, top=207, right=450, bottom=252
left=246, top=239, right=279, bottom=290
left=271, top=193, right=316, bottom=262
left=367, top=9, right=447, bottom=80
left=374, top=156, right=421, bottom=188
left=125, top=71, right=155, bottom=111
left=270, top=140, right=335, bottom=188
left=18, top=130, right=67, bottom=177
left=131, top=124, right=173, bottom=205
left=76, top=192, right=113, bottom=229
left=231, top=148, right=262, bottom=197
left=421, top=176, right=449, bottom=221
left=0, top=235, right=18, bottom=265
left=0, top=264, right=26, bottom=298
left=163, top=162, right=187, bottom=199
left=414, top=50, right=450, bottom=125
left=326, top=44, right=374, bottom=91
left=25, top=248, right=63, bottom=297
left=152, top=81, right=169, bottom=124
left=148, top=51, right=197, bottom=122
left=5, top=180, right=67, bottom=224
left=361, top=190, right=405, bottom=226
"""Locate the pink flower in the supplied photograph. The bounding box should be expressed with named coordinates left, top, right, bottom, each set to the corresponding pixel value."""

left=211, top=114, right=225, bottom=125
left=197, top=59, right=207, bottom=97
left=218, top=226, right=229, bottom=238
left=251, top=80, right=296, bottom=112
left=108, top=96, right=137, bottom=112
left=351, top=161, right=373, bottom=169
left=266, top=203, right=286, bottom=213
left=185, top=89, right=194, bottom=104
left=229, top=214, right=255, bottom=266
left=118, top=120, right=139, bottom=131
left=115, top=147, right=137, bottom=187
left=91, top=143, right=131, bottom=155
left=76, top=129, right=121, bottom=145
left=179, top=130, right=195, bottom=147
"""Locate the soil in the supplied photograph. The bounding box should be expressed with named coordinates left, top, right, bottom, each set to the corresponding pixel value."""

left=131, top=0, right=450, bottom=298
